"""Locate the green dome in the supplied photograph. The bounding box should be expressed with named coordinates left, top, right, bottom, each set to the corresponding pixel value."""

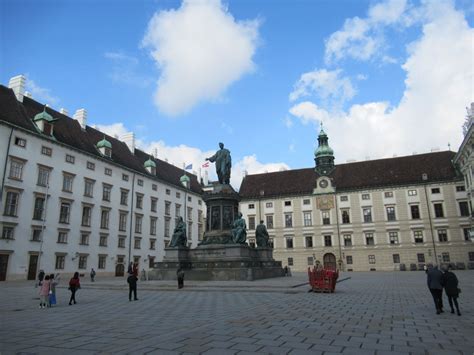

left=144, top=158, right=156, bottom=168
left=315, top=145, right=334, bottom=157
left=34, top=108, right=54, bottom=122
left=180, top=174, right=190, bottom=183
left=96, top=138, right=112, bottom=149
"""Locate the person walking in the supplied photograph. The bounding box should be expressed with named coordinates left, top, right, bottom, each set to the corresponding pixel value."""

left=90, top=268, right=96, bottom=282
left=48, top=273, right=58, bottom=307
left=442, top=265, right=461, bottom=316
left=177, top=267, right=184, bottom=289
left=426, top=264, right=444, bottom=314
left=127, top=273, right=138, bottom=301
left=68, top=272, right=81, bottom=305
left=38, top=274, right=50, bottom=309
left=37, top=269, right=45, bottom=287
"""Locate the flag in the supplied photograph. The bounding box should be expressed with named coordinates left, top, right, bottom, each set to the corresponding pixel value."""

left=185, top=164, right=192, bottom=170
left=202, top=161, right=210, bottom=168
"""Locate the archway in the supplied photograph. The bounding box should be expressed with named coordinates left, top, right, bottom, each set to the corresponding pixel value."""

left=115, top=263, right=124, bottom=277
left=323, top=253, right=337, bottom=270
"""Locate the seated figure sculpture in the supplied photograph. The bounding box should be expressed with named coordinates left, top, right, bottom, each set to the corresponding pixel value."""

left=255, top=220, right=270, bottom=247
left=169, top=216, right=187, bottom=247
left=231, top=212, right=247, bottom=244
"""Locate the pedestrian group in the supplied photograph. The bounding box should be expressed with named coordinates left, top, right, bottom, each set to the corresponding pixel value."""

left=426, top=264, right=462, bottom=316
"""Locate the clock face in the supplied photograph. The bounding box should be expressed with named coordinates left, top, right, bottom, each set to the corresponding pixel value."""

left=319, top=179, right=328, bottom=188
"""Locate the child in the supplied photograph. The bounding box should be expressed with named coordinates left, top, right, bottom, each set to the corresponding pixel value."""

left=39, top=275, right=50, bottom=309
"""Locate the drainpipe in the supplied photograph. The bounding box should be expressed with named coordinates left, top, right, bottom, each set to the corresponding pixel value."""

left=423, top=179, right=438, bottom=265
left=334, top=193, right=343, bottom=271
left=0, top=127, right=14, bottom=201
left=128, top=173, right=136, bottom=265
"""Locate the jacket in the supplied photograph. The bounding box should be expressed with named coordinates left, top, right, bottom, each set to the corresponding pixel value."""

left=69, top=277, right=80, bottom=290
left=427, top=267, right=443, bottom=289
left=127, top=275, right=138, bottom=287
left=39, top=280, right=50, bottom=296
left=442, top=271, right=459, bottom=296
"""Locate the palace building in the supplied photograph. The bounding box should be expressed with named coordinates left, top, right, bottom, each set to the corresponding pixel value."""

left=0, top=75, right=205, bottom=281
left=239, top=128, right=474, bottom=272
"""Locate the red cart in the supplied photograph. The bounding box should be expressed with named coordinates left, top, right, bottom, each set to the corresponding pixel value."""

left=308, top=267, right=339, bottom=293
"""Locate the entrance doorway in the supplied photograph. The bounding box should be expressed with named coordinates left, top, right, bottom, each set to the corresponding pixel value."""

left=323, top=253, right=337, bottom=270
left=115, top=263, right=124, bottom=277
left=0, top=254, right=10, bottom=281
left=28, top=254, right=39, bottom=280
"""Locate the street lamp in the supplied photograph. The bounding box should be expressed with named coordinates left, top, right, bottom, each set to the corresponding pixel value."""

left=180, top=174, right=191, bottom=245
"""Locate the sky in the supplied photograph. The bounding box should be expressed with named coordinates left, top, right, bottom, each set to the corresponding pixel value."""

left=1, top=0, right=473, bottom=189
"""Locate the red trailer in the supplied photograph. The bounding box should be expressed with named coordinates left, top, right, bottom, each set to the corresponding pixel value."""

left=308, top=267, right=339, bottom=293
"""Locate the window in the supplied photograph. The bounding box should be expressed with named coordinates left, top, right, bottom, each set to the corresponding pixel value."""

left=284, top=213, right=292, bottom=227
left=288, top=257, right=294, bottom=266
left=266, top=202, right=273, bottom=208
left=393, top=254, right=400, bottom=263
left=33, top=196, right=45, bottom=220
left=368, top=255, right=376, bottom=264
left=431, top=187, right=440, bottom=194
left=438, top=229, right=448, bottom=242
left=62, top=173, right=74, bottom=192
left=150, top=217, right=157, bottom=235
left=105, top=168, right=112, bottom=176
left=361, top=194, right=370, bottom=200
left=99, top=234, right=108, bottom=247
left=118, top=236, right=126, bottom=248
left=307, top=257, right=314, bottom=266
left=324, top=235, right=332, bottom=246
left=166, top=189, right=171, bottom=195
left=469, top=251, right=474, bottom=261
left=340, top=195, right=348, bottom=202
left=384, top=191, right=393, bottom=198
left=286, top=237, right=293, bottom=249
left=176, top=192, right=181, bottom=198
left=322, top=211, right=330, bottom=225
left=459, top=201, right=470, bottom=216
left=434, top=203, right=444, bottom=218
left=187, top=207, right=192, bottom=221
left=408, top=189, right=417, bottom=196
left=187, top=221, right=192, bottom=239
left=122, top=174, right=129, bottom=181
left=30, top=228, right=42, bottom=241
left=246, top=216, right=255, bottom=230
left=417, top=253, right=425, bottom=263
left=41, top=146, right=52, bottom=156
left=100, top=209, right=110, bottom=229
left=9, top=159, right=24, bottom=180
left=198, top=200, right=202, bottom=206
left=464, top=228, right=472, bottom=241
left=65, top=154, right=75, bottom=164
left=164, top=217, right=171, bottom=238
left=248, top=203, right=255, bottom=209
left=365, top=233, right=374, bottom=245
left=303, top=199, right=311, bottom=205
left=134, top=237, right=141, bottom=249
left=119, top=212, right=128, bottom=231
left=411, top=205, right=420, bottom=219
left=389, top=232, right=399, bottom=245
left=55, top=255, right=65, bottom=269
left=102, top=184, right=112, bottom=202
left=137, top=179, right=143, bottom=186
left=188, top=196, right=192, bottom=202
left=57, top=231, right=68, bottom=243
left=343, top=234, right=352, bottom=247
left=136, top=194, right=143, bottom=209
left=1, top=226, right=14, bottom=240
left=303, top=212, right=312, bottom=226
left=165, top=201, right=171, bottom=216
left=135, top=215, right=143, bottom=233
left=78, top=255, right=87, bottom=269
left=151, top=198, right=158, bottom=212
left=80, top=233, right=89, bottom=245
left=414, top=230, right=424, bottom=243
left=150, top=239, right=156, bottom=250
left=14, top=136, right=26, bottom=147
left=98, top=255, right=106, bottom=269
left=266, top=215, right=274, bottom=229
left=59, top=201, right=71, bottom=224
left=341, top=209, right=350, bottom=224
left=442, top=252, right=450, bottom=262
left=37, top=166, right=50, bottom=186
left=284, top=201, right=291, bottom=206
left=386, top=206, right=396, bottom=221
left=86, top=161, right=95, bottom=170
left=456, top=185, right=465, bottom=192
left=175, top=204, right=181, bottom=219
left=305, top=236, right=313, bottom=248
left=120, top=189, right=128, bottom=205
left=363, top=208, right=372, bottom=223
left=81, top=206, right=92, bottom=226
left=84, top=179, right=95, bottom=197
left=152, top=184, right=157, bottom=191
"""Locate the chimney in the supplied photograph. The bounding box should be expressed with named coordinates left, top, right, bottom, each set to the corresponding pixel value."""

left=8, top=75, right=26, bottom=102
left=73, top=109, right=87, bottom=130
left=204, top=170, right=209, bottom=185
left=60, top=108, right=69, bottom=116
left=121, top=132, right=135, bottom=154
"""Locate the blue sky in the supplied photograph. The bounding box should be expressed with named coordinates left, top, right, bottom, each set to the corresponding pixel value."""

left=1, top=0, right=473, bottom=188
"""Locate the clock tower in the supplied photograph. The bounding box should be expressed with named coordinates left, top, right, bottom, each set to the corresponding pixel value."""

left=314, top=125, right=335, bottom=175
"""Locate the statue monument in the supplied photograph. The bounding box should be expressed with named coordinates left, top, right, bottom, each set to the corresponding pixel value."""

left=206, top=142, right=231, bottom=185
left=169, top=216, right=187, bottom=247
left=255, top=220, right=270, bottom=247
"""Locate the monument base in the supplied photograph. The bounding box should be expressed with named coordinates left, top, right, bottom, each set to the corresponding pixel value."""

left=149, top=244, right=284, bottom=281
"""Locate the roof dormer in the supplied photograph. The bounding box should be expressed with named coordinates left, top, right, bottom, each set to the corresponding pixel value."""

left=33, top=106, right=58, bottom=136
left=144, top=157, right=156, bottom=175
left=97, top=136, right=112, bottom=158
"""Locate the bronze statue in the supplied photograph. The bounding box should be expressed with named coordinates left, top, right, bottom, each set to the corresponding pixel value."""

left=206, top=142, right=231, bottom=185
left=169, top=216, right=187, bottom=247
left=231, top=212, right=247, bottom=244
left=255, top=220, right=270, bottom=247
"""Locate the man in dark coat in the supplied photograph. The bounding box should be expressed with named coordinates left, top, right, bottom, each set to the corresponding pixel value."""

left=442, top=265, right=461, bottom=316
left=127, top=274, right=138, bottom=301
left=426, top=265, right=444, bottom=314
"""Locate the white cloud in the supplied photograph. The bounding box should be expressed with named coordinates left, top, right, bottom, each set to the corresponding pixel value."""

left=142, top=0, right=260, bottom=116
left=291, top=1, right=474, bottom=163
left=26, top=79, right=60, bottom=106
left=233, top=155, right=289, bottom=188
left=104, top=51, right=152, bottom=88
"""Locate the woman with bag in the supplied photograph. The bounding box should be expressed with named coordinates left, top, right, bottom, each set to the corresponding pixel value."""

left=442, top=265, right=461, bottom=316
left=68, top=272, right=81, bottom=305
left=38, top=274, right=50, bottom=309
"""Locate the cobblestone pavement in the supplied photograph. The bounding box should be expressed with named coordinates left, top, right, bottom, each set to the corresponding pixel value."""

left=0, top=271, right=473, bottom=354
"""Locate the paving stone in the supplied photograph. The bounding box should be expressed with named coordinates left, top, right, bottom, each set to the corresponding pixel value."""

left=230, top=343, right=263, bottom=352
